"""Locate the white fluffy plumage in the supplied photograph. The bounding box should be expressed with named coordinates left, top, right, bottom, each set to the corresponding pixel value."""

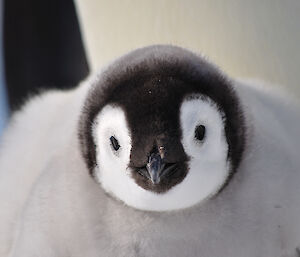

left=1, top=46, right=300, bottom=257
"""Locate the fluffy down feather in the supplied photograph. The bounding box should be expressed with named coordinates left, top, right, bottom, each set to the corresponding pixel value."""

left=0, top=45, right=300, bottom=257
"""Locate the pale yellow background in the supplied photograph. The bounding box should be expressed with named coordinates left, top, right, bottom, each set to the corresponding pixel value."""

left=74, top=0, right=300, bottom=98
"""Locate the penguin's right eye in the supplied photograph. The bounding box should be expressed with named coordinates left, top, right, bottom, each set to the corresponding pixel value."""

left=110, top=136, right=120, bottom=151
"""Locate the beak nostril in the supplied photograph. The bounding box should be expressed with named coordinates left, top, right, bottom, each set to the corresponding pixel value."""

left=141, top=152, right=178, bottom=184
left=158, top=146, right=165, bottom=159
left=134, top=144, right=180, bottom=185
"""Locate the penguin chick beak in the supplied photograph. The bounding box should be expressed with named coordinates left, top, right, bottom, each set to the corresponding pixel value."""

left=146, top=152, right=165, bottom=184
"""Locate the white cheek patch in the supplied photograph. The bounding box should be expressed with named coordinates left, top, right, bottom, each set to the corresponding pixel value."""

left=92, top=105, right=132, bottom=198
left=179, top=96, right=229, bottom=205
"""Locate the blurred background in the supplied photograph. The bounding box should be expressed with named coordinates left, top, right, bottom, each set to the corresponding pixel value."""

left=0, top=0, right=300, bottom=136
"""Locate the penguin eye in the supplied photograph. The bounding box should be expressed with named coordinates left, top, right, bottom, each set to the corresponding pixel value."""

left=194, top=125, right=206, bottom=141
left=110, top=136, right=120, bottom=151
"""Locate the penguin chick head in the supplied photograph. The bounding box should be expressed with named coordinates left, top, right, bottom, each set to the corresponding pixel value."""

left=79, top=45, right=245, bottom=211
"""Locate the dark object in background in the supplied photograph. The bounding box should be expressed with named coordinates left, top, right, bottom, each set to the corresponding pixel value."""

left=3, top=0, right=89, bottom=110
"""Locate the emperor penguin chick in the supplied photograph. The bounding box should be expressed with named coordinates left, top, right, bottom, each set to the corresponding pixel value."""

left=0, top=45, right=300, bottom=257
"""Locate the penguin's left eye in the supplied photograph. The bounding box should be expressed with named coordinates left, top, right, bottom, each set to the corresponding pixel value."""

left=194, top=125, right=206, bottom=141
left=110, top=136, right=120, bottom=151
